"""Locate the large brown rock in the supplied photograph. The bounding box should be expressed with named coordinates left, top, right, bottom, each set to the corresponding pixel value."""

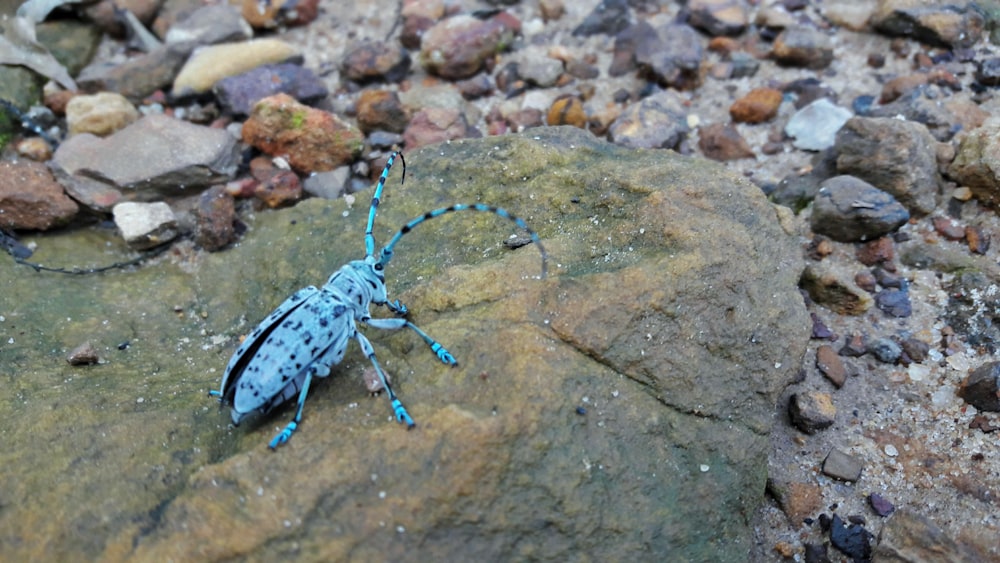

left=0, top=128, right=809, bottom=561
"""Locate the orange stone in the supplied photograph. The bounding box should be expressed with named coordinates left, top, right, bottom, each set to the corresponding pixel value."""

left=730, top=87, right=782, bottom=124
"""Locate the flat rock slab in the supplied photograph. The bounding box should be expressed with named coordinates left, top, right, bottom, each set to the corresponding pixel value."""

left=0, top=128, right=809, bottom=561
left=52, top=114, right=240, bottom=200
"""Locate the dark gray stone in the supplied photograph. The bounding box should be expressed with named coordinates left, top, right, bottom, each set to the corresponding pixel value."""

left=810, top=175, right=910, bottom=242
left=214, top=63, right=328, bottom=116
left=635, top=22, right=704, bottom=89
left=572, top=0, right=631, bottom=36
left=608, top=90, right=690, bottom=150
left=868, top=337, right=902, bottom=363
left=835, top=117, right=941, bottom=216
left=958, top=361, right=1000, bottom=412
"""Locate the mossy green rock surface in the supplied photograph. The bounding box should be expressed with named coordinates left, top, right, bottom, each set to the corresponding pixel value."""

left=0, top=127, right=809, bottom=560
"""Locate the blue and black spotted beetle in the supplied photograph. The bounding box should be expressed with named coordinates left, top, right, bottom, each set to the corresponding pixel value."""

left=211, top=152, right=547, bottom=449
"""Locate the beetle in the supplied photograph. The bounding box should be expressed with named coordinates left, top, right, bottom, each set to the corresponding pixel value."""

left=211, top=152, right=547, bottom=448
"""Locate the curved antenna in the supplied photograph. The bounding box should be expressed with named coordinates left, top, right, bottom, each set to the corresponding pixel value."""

left=378, top=203, right=548, bottom=278
left=364, top=151, right=405, bottom=258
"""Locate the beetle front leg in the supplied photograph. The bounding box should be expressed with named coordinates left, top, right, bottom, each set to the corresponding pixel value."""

left=384, top=299, right=408, bottom=316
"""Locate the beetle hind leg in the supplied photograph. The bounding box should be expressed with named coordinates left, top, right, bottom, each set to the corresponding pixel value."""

left=268, top=371, right=315, bottom=450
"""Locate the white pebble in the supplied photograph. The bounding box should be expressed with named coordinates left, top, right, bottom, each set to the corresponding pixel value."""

left=908, top=364, right=930, bottom=382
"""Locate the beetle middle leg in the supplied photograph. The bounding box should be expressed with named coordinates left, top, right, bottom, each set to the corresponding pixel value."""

left=365, top=317, right=458, bottom=366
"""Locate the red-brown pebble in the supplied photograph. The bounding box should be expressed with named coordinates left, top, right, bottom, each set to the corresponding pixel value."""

left=730, top=87, right=782, bottom=123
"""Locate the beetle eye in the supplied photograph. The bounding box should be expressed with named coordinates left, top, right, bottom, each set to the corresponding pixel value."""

left=374, top=263, right=383, bottom=271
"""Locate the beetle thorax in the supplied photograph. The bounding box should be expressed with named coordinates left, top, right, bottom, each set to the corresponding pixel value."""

left=322, top=259, right=388, bottom=313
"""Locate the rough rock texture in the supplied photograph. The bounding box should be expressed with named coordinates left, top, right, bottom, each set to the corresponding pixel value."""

left=874, top=509, right=985, bottom=563
left=0, top=129, right=809, bottom=561
left=241, top=93, right=364, bottom=172
left=0, top=160, right=79, bottom=230
left=949, top=119, right=1000, bottom=208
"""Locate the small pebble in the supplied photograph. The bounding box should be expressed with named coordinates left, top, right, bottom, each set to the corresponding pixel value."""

left=839, top=333, right=867, bottom=357
left=854, top=271, right=877, bottom=292
left=67, top=342, right=100, bottom=365
left=784, top=98, right=852, bottom=151
left=816, top=345, right=847, bottom=388
left=698, top=123, right=755, bottom=161
left=931, top=216, right=965, bottom=240
left=810, top=312, right=835, bottom=340
left=341, top=40, right=411, bottom=84
left=855, top=237, right=894, bottom=266
left=875, top=287, right=912, bottom=318
left=867, top=338, right=901, bottom=364
left=547, top=95, right=587, bottom=128
left=771, top=26, right=834, bottom=69
left=112, top=201, right=179, bottom=249
left=823, top=449, right=863, bottom=481
left=868, top=493, right=895, bottom=517
left=899, top=337, right=929, bottom=363
left=830, top=514, right=873, bottom=561
left=965, top=226, right=990, bottom=254
left=788, top=391, right=837, bottom=434
left=730, top=87, right=782, bottom=124
left=66, top=92, right=139, bottom=136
